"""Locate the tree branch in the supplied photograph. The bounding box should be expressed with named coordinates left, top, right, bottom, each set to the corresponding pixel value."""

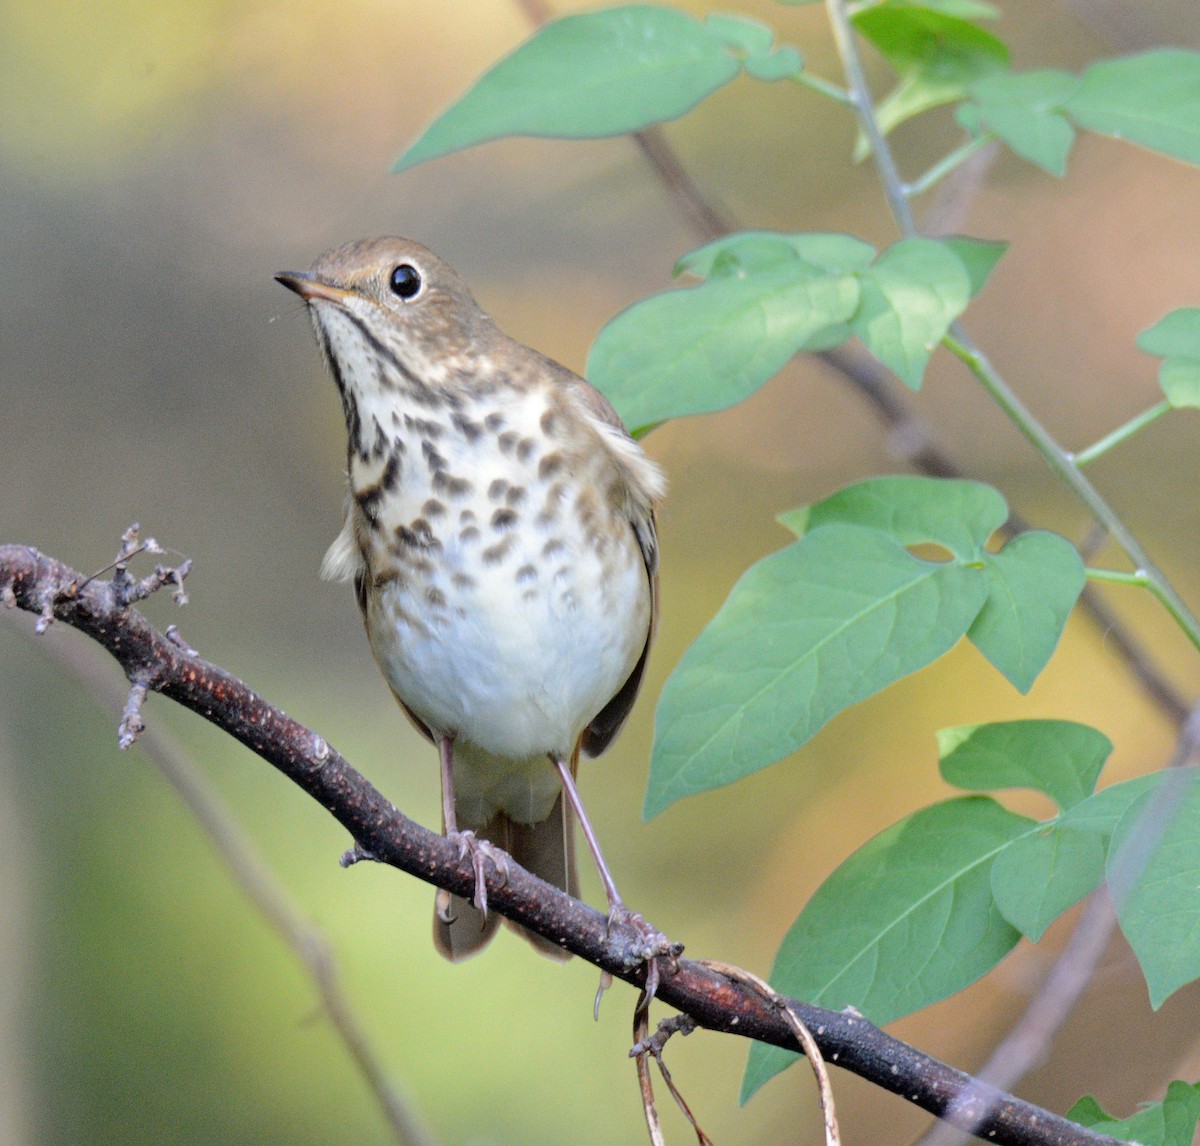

left=0, top=542, right=1128, bottom=1146
left=15, top=622, right=432, bottom=1146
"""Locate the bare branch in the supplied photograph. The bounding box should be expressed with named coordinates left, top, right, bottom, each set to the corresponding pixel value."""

left=118, top=675, right=150, bottom=749
left=0, top=543, right=1130, bottom=1146
left=12, top=611, right=435, bottom=1146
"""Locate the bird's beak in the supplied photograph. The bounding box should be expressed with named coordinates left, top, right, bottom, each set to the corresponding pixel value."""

left=275, top=271, right=355, bottom=305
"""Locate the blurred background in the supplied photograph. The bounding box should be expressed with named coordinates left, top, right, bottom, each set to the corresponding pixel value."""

left=3, top=1, right=1200, bottom=1142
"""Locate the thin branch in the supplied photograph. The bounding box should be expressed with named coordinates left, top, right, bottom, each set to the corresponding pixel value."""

left=629, top=127, right=736, bottom=241
left=913, top=699, right=1200, bottom=1146
left=825, top=0, right=918, bottom=234
left=944, top=334, right=1200, bottom=652
left=919, top=139, right=1001, bottom=237
left=13, top=616, right=434, bottom=1146
left=824, top=0, right=1200, bottom=652
left=1073, top=401, right=1172, bottom=468
left=700, top=960, right=841, bottom=1146
left=0, top=544, right=1128, bottom=1146
left=905, top=135, right=997, bottom=201
left=631, top=999, right=714, bottom=1146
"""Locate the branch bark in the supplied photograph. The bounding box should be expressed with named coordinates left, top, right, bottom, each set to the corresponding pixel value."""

left=0, top=543, right=1126, bottom=1146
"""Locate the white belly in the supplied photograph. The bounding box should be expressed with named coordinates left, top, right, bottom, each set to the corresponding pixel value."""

left=357, top=386, right=651, bottom=764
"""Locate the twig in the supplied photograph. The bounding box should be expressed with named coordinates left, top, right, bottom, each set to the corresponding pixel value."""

left=701, top=961, right=841, bottom=1146
left=118, top=675, right=150, bottom=749
left=631, top=993, right=714, bottom=1145
left=825, top=0, right=1200, bottom=653
left=628, top=127, right=735, bottom=241
left=12, top=614, right=434, bottom=1146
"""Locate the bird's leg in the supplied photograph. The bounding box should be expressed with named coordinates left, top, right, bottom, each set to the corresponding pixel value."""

left=437, top=734, right=506, bottom=923
left=552, top=752, right=676, bottom=974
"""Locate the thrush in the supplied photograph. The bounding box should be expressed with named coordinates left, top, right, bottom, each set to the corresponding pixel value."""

left=276, top=238, right=664, bottom=960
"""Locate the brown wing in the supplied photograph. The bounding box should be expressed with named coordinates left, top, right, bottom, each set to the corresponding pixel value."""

left=553, top=366, right=664, bottom=760
left=581, top=531, right=658, bottom=757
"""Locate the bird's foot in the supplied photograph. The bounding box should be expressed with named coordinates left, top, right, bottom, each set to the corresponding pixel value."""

left=442, top=829, right=509, bottom=919
left=607, top=903, right=680, bottom=968
left=594, top=904, right=683, bottom=1018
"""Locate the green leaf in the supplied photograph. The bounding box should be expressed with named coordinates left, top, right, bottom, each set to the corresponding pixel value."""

left=852, top=2, right=1009, bottom=145
left=852, top=5, right=1009, bottom=81
left=939, top=237, right=1008, bottom=297
left=991, top=826, right=1105, bottom=940
left=1138, top=309, right=1200, bottom=408
left=1137, top=308, right=1200, bottom=359
left=780, top=479, right=1080, bottom=692
left=743, top=46, right=804, bottom=83
left=851, top=238, right=973, bottom=388
left=959, top=69, right=1078, bottom=175
left=891, top=0, right=1000, bottom=16
left=778, top=475, right=1007, bottom=561
left=676, top=232, right=877, bottom=280
left=1108, top=768, right=1200, bottom=1007
left=1066, top=50, right=1200, bottom=168
left=645, top=525, right=989, bottom=817
left=394, top=6, right=741, bottom=170
left=703, top=13, right=774, bottom=55
left=938, top=719, right=1113, bottom=810
left=703, top=14, right=804, bottom=83
left=743, top=797, right=1028, bottom=1099
left=588, top=262, right=860, bottom=432
left=1069, top=1080, right=1200, bottom=1146
left=1057, top=772, right=1168, bottom=836
left=967, top=530, right=1085, bottom=693
left=1159, top=360, right=1200, bottom=408
left=593, top=235, right=976, bottom=430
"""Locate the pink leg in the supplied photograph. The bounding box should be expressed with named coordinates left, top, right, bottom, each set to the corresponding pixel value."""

left=438, top=734, right=459, bottom=833
left=552, top=753, right=675, bottom=979
left=437, top=734, right=505, bottom=921
left=553, top=754, right=624, bottom=909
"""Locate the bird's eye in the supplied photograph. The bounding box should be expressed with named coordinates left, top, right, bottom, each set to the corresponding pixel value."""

left=389, top=263, right=423, bottom=300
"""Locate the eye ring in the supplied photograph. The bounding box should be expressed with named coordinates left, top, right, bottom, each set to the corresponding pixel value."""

left=389, top=263, right=423, bottom=300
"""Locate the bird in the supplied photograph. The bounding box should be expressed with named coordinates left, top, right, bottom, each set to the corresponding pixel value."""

left=276, top=238, right=664, bottom=960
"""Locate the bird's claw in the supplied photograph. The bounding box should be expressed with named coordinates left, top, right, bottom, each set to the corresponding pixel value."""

left=594, top=905, right=682, bottom=1018
left=447, top=829, right=509, bottom=917
left=607, top=904, right=679, bottom=970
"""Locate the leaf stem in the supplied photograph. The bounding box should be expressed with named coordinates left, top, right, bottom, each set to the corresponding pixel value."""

left=1073, top=401, right=1171, bottom=467
left=790, top=69, right=855, bottom=105
left=1084, top=567, right=1147, bottom=587
left=825, top=0, right=1200, bottom=655
left=904, top=134, right=996, bottom=199
left=1086, top=566, right=1200, bottom=643
left=943, top=334, right=1200, bottom=653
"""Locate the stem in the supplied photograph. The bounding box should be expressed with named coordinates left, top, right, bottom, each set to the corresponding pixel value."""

left=905, top=135, right=997, bottom=199
left=825, top=0, right=918, bottom=233
left=1074, top=401, right=1171, bottom=466
left=1084, top=567, right=1147, bottom=587
left=790, top=69, right=855, bottom=105
left=826, top=0, right=1200, bottom=656
left=941, top=332, right=1200, bottom=652
left=1085, top=565, right=1200, bottom=641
